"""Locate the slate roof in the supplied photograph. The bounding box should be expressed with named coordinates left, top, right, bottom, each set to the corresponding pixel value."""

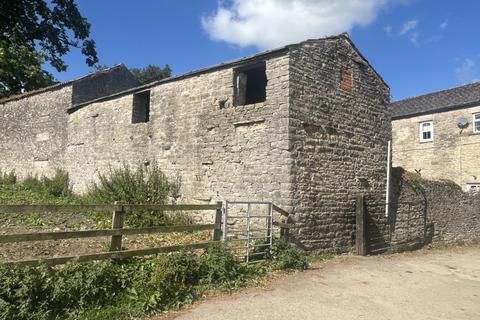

left=390, top=81, right=480, bottom=119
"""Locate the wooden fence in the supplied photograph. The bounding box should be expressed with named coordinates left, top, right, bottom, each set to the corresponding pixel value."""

left=0, top=203, right=223, bottom=267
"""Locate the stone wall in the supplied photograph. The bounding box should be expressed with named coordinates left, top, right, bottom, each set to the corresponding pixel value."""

left=288, top=37, right=391, bottom=252
left=66, top=54, right=292, bottom=210
left=365, top=168, right=480, bottom=253
left=0, top=65, right=141, bottom=180
left=391, top=168, right=480, bottom=244
left=0, top=86, right=71, bottom=179
left=392, top=105, right=480, bottom=190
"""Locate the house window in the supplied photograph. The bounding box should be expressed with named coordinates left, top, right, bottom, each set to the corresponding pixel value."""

left=467, top=183, right=480, bottom=192
left=474, top=113, right=480, bottom=133
left=132, top=90, right=150, bottom=123
left=419, top=121, right=433, bottom=142
left=234, top=62, right=267, bottom=106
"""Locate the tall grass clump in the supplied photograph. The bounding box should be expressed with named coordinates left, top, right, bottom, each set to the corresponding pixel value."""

left=86, top=163, right=182, bottom=227
left=0, top=170, right=16, bottom=185
left=0, top=169, right=76, bottom=206
left=22, top=169, right=72, bottom=198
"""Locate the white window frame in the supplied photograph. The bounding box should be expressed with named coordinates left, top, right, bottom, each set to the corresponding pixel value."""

left=419, top=120, right=434, bottom=142
left=473, top=113, right=480, bottom=133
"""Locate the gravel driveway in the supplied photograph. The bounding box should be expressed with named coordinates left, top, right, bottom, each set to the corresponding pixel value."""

left=162, top=246, right=480, bottom=320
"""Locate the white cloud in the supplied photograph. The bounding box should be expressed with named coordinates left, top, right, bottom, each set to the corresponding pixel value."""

left=202, top=0, right=395, bottom=49
left=409, top=31, right=419, bottom=46
left=384, top=25, right=393, bottom=37
left=440, top=19, right=449, bottom=29
left=398, top=19, right=418, bottom=35
left=455, top=58, right=480, bottom=84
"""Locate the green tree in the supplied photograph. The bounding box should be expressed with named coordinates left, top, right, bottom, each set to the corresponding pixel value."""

left=129, top=64, right=172, bottom=84
left=0, top=0, right=98, bottom=98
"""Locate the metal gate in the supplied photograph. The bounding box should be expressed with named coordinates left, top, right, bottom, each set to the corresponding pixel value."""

left=221, top=201, right=273, bottom=263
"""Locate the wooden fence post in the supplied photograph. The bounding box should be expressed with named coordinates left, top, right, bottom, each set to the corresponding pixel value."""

left=212, top=202, right=223, bottom=242
left=110, top=203, right=125, bottom=251
left=355, top=194, right=367, bottom=256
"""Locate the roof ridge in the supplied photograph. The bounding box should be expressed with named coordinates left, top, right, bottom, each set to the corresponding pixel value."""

left=391, top=80, right=480, bottom=105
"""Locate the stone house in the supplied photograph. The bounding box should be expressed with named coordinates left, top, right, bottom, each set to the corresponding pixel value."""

left=390, top=82, right=480, bottom=191
left=0, top=33, right=390, bottom=251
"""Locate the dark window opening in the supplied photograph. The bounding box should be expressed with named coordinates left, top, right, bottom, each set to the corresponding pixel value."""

left=132, top=90, right=150, bottom=123
left=234, top=62, right=267, bottom=106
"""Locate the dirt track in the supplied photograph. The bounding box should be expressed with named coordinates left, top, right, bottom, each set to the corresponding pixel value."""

left=163, top=246, right=480, bottom=320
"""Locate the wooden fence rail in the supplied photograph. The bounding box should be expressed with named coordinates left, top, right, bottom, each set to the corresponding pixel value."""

left=0, top=202, right=223, bottom=267
left=0, top=204, right=220, bottom=214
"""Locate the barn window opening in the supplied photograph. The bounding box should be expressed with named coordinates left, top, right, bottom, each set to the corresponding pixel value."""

left=132, top=90, right=150, bottom=123
left=234, top=62, right=267, bottom=106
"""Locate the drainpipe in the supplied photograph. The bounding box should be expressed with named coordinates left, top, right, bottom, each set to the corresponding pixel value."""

left=385, top=140, right=391, bottom=217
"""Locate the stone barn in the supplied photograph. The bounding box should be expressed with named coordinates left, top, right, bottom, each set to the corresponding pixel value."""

left=0, top=33, right=390, bottom=252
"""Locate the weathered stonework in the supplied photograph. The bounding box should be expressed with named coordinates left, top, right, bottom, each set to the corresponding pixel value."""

left=391, top=168, right=479, bottom=246
left=363, top=168, right=480, bottom=254
left=0, top=65, right=139, bottom=179
left=288, top=39, right=391, bottom=251
left=392, top=104, right=480, bottom=190
left=0, top=34, right=390, bottom=252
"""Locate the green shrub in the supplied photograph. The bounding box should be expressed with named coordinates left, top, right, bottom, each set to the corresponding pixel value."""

left=0, top=244, right=283, bottom=320
left=86, top=163, right=182, bottom=227
left=0, top=170, right=16, bottom=185
left=198, top=243, right=248, bottom=291
left=0, top=259, right=154, bottom=320
left=148, top=251, right=200, bottom=310
left=0, top=261, right=130, bottom=320
left=86, top=163, right=178, bottom=205
left=0, top=264, right=52, bottom=320
left=269, top=239, right=308, bottom=271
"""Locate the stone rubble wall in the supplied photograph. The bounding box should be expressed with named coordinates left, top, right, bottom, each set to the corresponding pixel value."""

left=388, top=168, right=480, bottom=246
left=364, top=168, right=480, bottom=254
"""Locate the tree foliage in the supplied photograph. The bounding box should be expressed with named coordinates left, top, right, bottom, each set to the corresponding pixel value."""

left=129, top=64, right=172, bottom=84
left=0, top=0, right=98, bottom=98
